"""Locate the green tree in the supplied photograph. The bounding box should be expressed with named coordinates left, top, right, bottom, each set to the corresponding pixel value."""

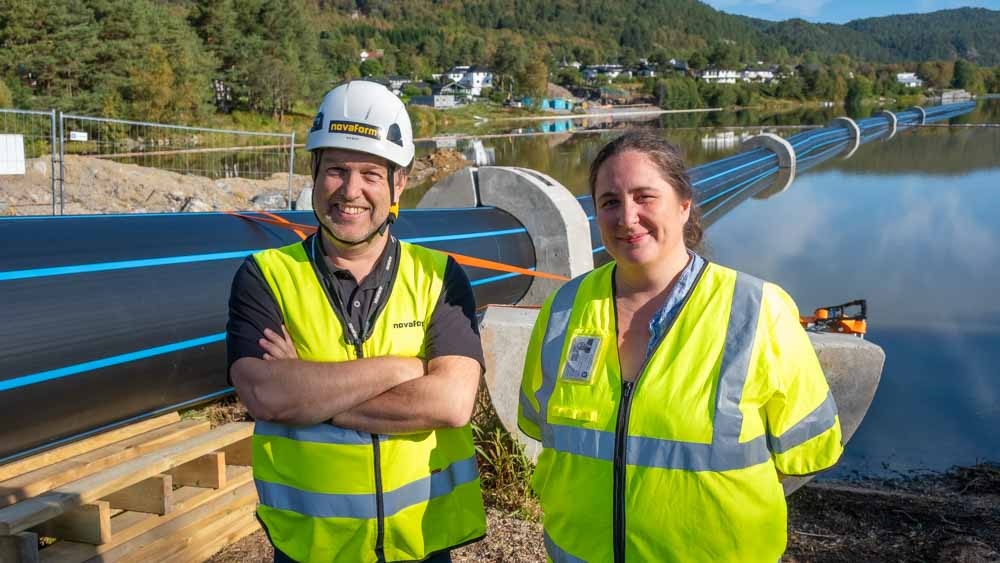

left=708, top=42, right=740, bottom=69
left=952, top=59, right=984, bottom=94
left=688, top=51, right=708, bottom=71
left=845, top=76, right=872, bottom=107
left=516, top=60, right=548, bottom=98
left=555, top=67, right=583, bottom=88
left=360, top=58, right=385, bottom=77
left=0, top=78, right=12, bottom=107
left=128, top=45, right=176, bottom=122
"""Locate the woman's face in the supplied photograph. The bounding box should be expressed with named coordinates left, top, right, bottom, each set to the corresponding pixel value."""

left=594, top=150, right=691, bottom=268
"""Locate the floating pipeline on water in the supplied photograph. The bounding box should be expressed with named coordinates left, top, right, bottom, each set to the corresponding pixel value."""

left=0, top=101, right=976, bottom=464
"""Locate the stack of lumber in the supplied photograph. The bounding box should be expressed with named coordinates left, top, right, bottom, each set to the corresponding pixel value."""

left=0, top=413, right=259, bottom=562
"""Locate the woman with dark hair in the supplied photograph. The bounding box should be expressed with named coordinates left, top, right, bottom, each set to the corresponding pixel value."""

left=518, top=130, right=843, bottom=562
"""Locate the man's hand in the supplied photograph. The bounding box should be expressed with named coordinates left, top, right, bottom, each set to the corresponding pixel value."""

left=260, top=325, right=298, bottom=361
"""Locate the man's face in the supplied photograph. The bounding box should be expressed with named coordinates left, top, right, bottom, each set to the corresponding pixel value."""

left=312, top=148, right=406, bottom=246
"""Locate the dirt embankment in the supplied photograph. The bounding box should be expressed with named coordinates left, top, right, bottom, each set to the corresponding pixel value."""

left=0, top=150, right=470, bottom=216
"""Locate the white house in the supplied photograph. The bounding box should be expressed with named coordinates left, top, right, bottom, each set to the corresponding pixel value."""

left=440, top=66, right=494, bottom=96
left=637, top=65, right=657, bottom=78
left=740, top=68, right=776, bottom=82
left=700, top=68, right=740, bottom=84
left=896, top=72, right=923, bottom=88
left=445, top=66, right=470, bottom=84
left=458, top=66, right=494, bottom=96
left=583, top=64, right=626, bottom=81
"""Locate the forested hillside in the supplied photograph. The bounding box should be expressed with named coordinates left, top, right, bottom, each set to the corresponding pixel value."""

left=0, top=0, right=996, bottom=123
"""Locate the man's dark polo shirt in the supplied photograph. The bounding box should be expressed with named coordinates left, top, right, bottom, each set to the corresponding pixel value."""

left=226, top=233, right=485, bottom=376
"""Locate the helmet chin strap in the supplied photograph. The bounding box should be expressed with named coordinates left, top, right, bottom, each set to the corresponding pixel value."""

left=377, top=164, right=398, bottom=237
left=314, top=163, right=398, bottom=248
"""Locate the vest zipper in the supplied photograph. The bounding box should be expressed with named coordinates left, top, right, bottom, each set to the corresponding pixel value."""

left=608, top=259, right=710, bottom=563
left=613, top=379, right=636, bottom=563
left=356, top=343, right=387, bottom=563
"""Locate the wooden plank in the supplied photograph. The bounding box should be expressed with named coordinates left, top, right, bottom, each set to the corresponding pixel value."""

left=0, top=414, right=180, bottom=482
left=0, top=422, right=251, bottom=535
left=0, top=420, right=209, bottom=508
left=101, top=476, right=171, bottom=516
left=162, top=514, right=259, bottom=563
left=219, top=436, right=253, bottom=466
left=166, top=453, right=225, bottom=488
left=38, top=467, right=253, bottom=563
left=113, top=497, right=257, bottom=563
left=55, top=484, right=257, bottom=563
left=30, top=502, right=110, bottom=546
left=0, top=531, right=39, bottom=563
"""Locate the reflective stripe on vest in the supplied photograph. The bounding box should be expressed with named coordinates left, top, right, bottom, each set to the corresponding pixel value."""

left=545, top=530, right=587, bottom=563
left=525, top=270, right=835, bottom=472
left=255, top=420, right=384, bottom=446
left=255, top=455, right=479, bottom=519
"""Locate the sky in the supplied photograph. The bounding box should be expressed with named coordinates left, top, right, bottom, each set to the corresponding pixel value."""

left=700, top=0, right=999, bottom=24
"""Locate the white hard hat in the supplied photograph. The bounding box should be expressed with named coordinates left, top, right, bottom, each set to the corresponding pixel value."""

left=306, top=81, right=414, bottom=168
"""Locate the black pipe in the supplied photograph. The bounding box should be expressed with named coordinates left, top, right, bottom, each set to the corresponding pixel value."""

left=0, top=208, right=534, bottom=462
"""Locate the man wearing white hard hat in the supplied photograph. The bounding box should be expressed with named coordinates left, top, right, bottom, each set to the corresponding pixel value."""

left=227, top=81, right=487, bottom=562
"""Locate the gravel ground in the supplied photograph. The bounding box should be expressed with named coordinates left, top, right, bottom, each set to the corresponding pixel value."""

left=206, top=468, right=1000, bottom=563
left=192, top=400, right=1000, bottom=563
left=206, top=509, right=547, bottom=563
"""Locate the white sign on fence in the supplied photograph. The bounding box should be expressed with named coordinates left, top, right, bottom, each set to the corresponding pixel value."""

left=69, top=131, right=89, bottom=142
left=0, top=134, right=26, bottom=175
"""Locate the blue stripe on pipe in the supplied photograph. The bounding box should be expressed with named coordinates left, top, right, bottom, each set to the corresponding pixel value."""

left=470, top=269, right=534, bottom=286
left=692, top=152, right=775, bottom=187
left=701, top=167, right=778, bottom=210
left=1, top=227, right=530, bottom=282
left=0, top=250, right=257, bottom=282
left=0, top=332, right=227, bottom=392
left=593, top=246, right=606, bottom=253
left=799, top=141, right=849, bottom=164
left=375, top=227, right=529, bottom=244
left=794, top=135, right=852, bottom=160
left=0, top=386, right=236, bottom=465
left=790, top=127, right=849, bottom=149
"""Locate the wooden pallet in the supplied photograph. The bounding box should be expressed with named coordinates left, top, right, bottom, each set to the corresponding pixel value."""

left=0, top=415, right=258, bottom=563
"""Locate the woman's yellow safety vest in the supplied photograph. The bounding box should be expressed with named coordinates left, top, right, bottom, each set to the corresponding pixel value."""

left=252, top=239, right=486, bottom=563
left=519, top=261, right=843, bottom=563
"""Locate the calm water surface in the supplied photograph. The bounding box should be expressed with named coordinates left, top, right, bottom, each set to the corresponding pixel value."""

left=446, top=99, right=1000, bottom=478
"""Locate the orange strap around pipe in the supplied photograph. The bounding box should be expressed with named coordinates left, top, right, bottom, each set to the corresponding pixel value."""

left=226, top=211, right=569, bottom=282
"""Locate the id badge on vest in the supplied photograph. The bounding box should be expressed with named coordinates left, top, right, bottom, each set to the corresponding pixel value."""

left=560, top=333, right=604, bottom=384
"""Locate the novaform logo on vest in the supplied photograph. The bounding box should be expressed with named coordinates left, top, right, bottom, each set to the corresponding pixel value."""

left=393, top=320, right=424, bottom=329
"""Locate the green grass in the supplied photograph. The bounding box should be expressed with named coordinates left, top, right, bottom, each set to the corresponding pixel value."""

left=470, top=387, right=540, bottom=520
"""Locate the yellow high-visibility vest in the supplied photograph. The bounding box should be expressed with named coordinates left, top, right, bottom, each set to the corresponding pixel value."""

left=519, top=261, right=843, bottom=563
left=252, top=238, right=486, bottom=563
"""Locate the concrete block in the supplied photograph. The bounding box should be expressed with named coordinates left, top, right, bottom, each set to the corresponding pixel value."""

left=478, top=167, right=593, bottom=305
left=743, top=133, right=796, bottom=170
left=874, top=110, right=897, bottom=140
left=295, top=187, right=313, bottom=211
left=415, top=167, right=477, bottom=208
left=479, top=306, right=543, bottom=462
left=479, top=305, right=885, bottom=496
left=419, top=166, right=593, bottom=306
left=907, top=105, right=927, bottom=125
left=831, top=117, right=861, bottom=160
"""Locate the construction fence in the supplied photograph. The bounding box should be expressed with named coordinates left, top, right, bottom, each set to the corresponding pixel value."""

left=0, top=110, right=300, bottom=215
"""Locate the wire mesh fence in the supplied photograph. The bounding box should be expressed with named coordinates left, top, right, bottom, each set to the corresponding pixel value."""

left=58, top=115, right=298, bottom=214
left=0, top=109, right=58, bottom=215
